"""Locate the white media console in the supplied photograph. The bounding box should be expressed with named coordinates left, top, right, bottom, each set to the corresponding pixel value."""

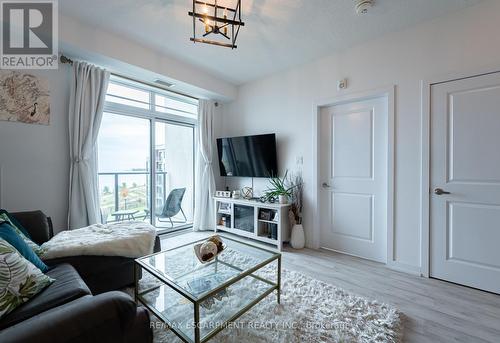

left=213, top=197, right=290, bottom=251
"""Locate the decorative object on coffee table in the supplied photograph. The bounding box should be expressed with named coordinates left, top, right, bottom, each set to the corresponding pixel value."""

left=193, top=235, right=226, bottom=263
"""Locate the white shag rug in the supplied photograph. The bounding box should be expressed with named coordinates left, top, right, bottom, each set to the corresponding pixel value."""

left=126, top=265, right=403, bottom=343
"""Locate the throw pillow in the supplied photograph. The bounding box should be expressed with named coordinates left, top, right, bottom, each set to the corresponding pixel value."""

left=0, top=211, right=45, bottom=257
left=0, top=222, right=49, bottom=272
left=0, top=239, right=54, bottom=319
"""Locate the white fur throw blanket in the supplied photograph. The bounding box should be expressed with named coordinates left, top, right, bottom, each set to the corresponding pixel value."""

left=40, top=222, right=157, bottom=259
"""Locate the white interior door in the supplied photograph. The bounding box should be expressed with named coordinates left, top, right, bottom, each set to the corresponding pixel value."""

left=430, top=72, right=500, bottom=294
left=319, top=96, right=388, bottom=262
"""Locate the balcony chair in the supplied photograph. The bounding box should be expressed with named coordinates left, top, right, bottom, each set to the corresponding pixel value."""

left=150, top=188, right=187, bottom=228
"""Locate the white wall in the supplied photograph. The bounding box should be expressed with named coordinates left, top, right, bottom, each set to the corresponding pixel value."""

left=220, top=0, right=500, bottom=273
left=0, top=68, right=70, bottom=232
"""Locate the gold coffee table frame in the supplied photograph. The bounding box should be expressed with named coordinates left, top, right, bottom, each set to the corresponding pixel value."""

left=134, top=236, right=281, bottom=343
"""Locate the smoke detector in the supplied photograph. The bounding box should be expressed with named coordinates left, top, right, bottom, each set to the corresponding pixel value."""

left=355, top=0, right=374, bottom=15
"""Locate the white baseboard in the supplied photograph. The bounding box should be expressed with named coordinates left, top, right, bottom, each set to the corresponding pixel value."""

left=387, top=260, right=422, bottom=276
left=320, top=246, right=387, bottom=264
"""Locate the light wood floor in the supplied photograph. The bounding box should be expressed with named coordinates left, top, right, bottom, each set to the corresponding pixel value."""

left=160, top=231, right=500, bottom=343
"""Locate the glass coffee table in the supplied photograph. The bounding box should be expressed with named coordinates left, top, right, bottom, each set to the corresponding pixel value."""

left=134, top=236, right=281, bottom=343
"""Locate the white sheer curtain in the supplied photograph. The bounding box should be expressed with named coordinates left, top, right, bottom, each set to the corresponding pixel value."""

left=193, top=100, right=217, bottom=231
left=68, top=61, right=110, bottom=229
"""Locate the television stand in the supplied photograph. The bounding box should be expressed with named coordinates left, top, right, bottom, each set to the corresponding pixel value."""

left=213, top=196, right=291, bottom=251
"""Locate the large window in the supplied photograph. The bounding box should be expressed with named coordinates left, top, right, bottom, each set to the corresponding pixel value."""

left=97, top=76, right=197, bottom=232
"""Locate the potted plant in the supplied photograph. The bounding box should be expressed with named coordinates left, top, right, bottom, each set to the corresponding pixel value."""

left=264, top=170, right=296, bottom=204
left=289, top=172, right=305, bottom=249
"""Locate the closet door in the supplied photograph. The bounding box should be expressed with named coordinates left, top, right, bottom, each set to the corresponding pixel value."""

left=319, top=96, right=388, bottom=262
left=430, top=72, right=500, bottom=293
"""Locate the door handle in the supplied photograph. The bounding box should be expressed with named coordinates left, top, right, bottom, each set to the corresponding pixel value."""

left=434, top=188, right=451, bottom=195
left=322, top=182, right=331, bottom=188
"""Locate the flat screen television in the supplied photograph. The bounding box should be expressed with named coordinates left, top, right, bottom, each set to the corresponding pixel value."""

left=216, top=134, right=278, bottom=177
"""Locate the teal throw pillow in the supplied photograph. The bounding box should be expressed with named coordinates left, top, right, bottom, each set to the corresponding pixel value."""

left=0, top=222, right=49, bottom=272
left=0, top=210, right=45, bottom=257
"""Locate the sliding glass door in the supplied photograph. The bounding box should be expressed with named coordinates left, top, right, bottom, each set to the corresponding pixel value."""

left=153, top=121, right=194, bottom=229
left=97, top=113, right=151, bottom=224
left=97, top=76, right=197, bottom=232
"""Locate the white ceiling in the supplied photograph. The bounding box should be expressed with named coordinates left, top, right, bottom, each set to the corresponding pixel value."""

left=60, top=0, right=483, bottom=85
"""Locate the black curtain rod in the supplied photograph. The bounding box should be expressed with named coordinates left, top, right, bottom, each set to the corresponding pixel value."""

left=59, top=54, right=208, bottom=104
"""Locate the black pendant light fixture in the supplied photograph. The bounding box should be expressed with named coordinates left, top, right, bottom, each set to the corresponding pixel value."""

left=189, top=0, right=244, bottom=49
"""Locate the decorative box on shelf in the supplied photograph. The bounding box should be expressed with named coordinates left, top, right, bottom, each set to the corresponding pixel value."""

left=213, top=196, right=290, bottom=251
left=215, top=190, right=232, bottom=198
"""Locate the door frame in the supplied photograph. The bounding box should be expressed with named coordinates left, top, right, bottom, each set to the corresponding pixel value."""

left=420, top=68, right=500, bottom=277
left=312, top=85, right=395, bottom=265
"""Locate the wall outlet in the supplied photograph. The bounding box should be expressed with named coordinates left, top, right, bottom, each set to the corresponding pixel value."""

left=296, top=156, right=304, bottom=165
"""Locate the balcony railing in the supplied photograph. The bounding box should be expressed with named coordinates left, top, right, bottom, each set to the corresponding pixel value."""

left=98, top=171, right=167, bottom=223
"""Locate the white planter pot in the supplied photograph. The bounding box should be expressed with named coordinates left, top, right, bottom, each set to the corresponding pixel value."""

left=290, top=224, right=305, bottom=249
left=279, top=195, right=288, bottom=204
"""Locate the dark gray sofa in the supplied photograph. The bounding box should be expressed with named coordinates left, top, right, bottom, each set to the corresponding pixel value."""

left=0, top=211, right=160, bottom=343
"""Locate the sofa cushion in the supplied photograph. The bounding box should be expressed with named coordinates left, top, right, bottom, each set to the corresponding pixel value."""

left=0, top=210, right=44, bottom=256
left=10, top=210, right=53, bottom=245
left=0, top=239, right=54, bottom=321
left=0, top=263, right=90, bottom=329
left=43, top=236, right=161, bottom=294
left=0, top=222, right=49, bottom=272
left=0, top=292, right=151, bottom=343
left=45, top=255, right=135, bottom=294
left=0, top=210, right=32, bottom=239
